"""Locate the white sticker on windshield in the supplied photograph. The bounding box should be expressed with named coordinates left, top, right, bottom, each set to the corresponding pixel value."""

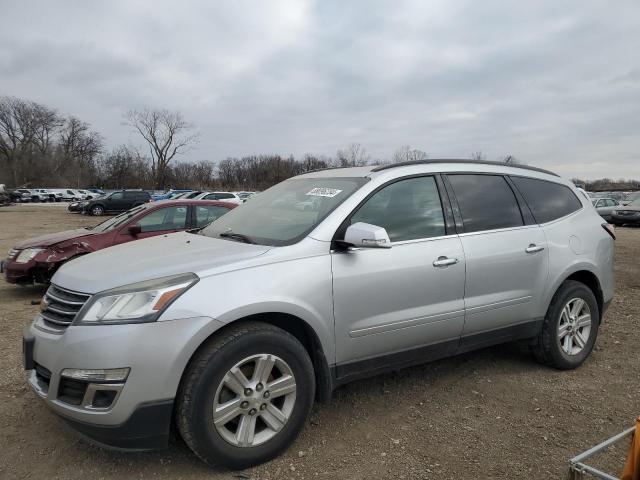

left=306, top=187, right=343, bottom=198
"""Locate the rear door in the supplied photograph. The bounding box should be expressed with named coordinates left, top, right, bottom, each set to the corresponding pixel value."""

left=444, top=174, right=549, bottom=344
left=331, top=175, right=466, bottom=373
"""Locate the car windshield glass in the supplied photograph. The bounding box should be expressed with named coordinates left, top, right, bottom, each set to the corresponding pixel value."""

left=91, top=205, right=147, bottom=232
left=201, top=177, right=368, bottom=246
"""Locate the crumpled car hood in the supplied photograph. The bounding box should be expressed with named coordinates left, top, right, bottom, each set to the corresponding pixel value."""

left=14, top=228, right=99, bottom=249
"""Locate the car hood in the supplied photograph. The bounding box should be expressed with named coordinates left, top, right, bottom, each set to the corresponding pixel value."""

left=52, top=231, right=271, bottom=294
left=14, top=228, right=100, bottom=249
left=617, top=205, right=640, bottom=212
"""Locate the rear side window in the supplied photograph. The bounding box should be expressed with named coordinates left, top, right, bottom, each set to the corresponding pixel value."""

left=510, top=176, right=582, bottom=224
left=195, top=205, right=230, bottom=228
left=215, top=193, right=235, bottom=200
left=138, top=206, right=188, bottom=232
left=447, top=174, right=523, bottom=233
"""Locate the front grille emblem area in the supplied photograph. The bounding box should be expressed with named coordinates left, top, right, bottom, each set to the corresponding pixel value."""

left=38, top=284, right=91, bottom=331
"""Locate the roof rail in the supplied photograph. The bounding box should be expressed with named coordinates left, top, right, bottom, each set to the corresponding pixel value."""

left=370, top=159, right=560, bottom=177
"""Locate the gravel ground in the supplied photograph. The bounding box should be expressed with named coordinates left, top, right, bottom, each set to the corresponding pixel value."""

left=0, top=203, right=638, bottom=479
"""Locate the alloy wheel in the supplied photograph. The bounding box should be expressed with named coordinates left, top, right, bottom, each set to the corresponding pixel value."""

left=557, top=297, right=592, bottom=355
left=212, top=354, right=297, bottom=447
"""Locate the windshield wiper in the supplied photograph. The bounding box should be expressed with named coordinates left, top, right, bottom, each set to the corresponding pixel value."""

left=219, top=231, right=254, bottom=244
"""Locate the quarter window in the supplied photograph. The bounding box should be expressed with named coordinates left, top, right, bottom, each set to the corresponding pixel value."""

left=350, top=176, right=446, bottom=242
left=510, top=176, right=582, bottom=224
left=447, top=174, right=523, bottom=233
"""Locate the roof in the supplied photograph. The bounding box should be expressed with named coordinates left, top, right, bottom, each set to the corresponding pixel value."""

left=297, top=159, right=559, bottom=179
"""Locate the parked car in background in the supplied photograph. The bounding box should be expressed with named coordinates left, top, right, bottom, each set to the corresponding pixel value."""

left=23, top=160, right=614, bottom=468
left=68, top=195, right=106, bottom=213
left=32, top=189, right=61, bottom=202
left=152, top=189, right=192, bottom=201
left=14, top=189, right=50, bottom=202
left=83, top=190, right=152, bottom=215
left=198, top=191, right=243, bottom=204
left=611, top=197, right=640, bottom=226
left=2, top=200, right=235, bottom=284
left=591, top=197, right=620, bottom=221
left=236, top=191, right=257, bottom=202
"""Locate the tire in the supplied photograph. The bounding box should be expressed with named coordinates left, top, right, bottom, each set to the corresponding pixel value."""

left=90, top=205, right=104, bottom=216
left=531, top=280, right=599, bottom=370
left=176, top=322, right=315, bottom=469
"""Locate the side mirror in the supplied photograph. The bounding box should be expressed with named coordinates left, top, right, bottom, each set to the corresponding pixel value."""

left=343, top=222, right=392, bottom=249
left=128, top=224, right=142, bottom=236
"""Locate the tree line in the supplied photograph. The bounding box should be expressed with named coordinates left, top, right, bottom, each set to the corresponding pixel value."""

left=1, top=95, right=637, bottom=192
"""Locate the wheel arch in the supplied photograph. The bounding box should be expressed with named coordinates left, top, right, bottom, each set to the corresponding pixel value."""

left=564, top=270, right=604, bottom=319
left=547, top=266, right=604, bottom=322
left=180, top=312, right=334, bottom=403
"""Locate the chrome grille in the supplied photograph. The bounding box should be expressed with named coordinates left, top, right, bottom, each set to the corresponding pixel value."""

left=40, top=284, right=91, bottom=329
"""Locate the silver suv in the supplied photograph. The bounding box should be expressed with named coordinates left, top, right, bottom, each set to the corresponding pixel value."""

left=24, top=160, right=615, bottom=468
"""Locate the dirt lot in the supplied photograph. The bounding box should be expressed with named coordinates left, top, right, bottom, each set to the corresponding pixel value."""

left=1, top=203, right=639, bottom=479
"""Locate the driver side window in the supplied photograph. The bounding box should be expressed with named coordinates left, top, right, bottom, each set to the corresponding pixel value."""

left=350, top=176, right=446, bottom=242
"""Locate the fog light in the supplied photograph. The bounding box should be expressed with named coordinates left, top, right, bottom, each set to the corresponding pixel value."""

left=61, top=367, right=130, bottom=383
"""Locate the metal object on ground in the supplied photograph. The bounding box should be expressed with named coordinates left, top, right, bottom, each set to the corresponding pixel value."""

left=569, top=426, right=635, bottom=479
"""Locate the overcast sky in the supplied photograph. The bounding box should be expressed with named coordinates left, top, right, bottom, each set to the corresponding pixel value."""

left=1, top=0, right=639, bottom=179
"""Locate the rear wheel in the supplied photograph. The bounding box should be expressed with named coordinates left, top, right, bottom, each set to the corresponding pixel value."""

left=177, top=322, right=315, bottom=469
left=90, top=205, right=104, bottom=216
left=531, top=280, right=599, bottom=369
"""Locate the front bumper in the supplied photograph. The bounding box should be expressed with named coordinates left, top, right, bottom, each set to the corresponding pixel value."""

left=2, top=257, right=37, bottom=283
left=611, top=212, right=640, bottom=225
left=24, top=314, right=221, bottom=450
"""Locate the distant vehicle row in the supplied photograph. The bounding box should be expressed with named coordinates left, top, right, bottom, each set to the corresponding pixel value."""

left=10, top=188, right=104, bottom=203
left=68, top=190, right=255, bottom=215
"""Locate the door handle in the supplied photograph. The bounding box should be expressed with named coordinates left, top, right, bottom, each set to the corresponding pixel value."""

left=433, top=256, right=458, bottom=267
left=525, top=244, right=545, bottom=254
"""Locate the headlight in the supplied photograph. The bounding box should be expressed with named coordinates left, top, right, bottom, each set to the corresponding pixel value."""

left=15, top=248, right=44, bottom=263
left=76, top=273, right=198, bottom=325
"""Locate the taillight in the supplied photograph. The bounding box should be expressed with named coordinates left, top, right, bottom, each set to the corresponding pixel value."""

left=602, top=223, right=615, bottom=240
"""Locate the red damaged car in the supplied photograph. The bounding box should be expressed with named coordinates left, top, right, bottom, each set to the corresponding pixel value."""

left=1, top=200, right=236, bottom=285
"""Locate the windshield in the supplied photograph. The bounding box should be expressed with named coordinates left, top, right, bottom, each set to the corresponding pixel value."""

left=201, top=177, right=368, bottom=246
left=629, top=198, right=640, bottom=208
left=91, top=205, right=147, bottom=232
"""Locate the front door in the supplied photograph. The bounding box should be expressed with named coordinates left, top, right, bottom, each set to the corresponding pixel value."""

left=331, top=175, right=466, bottom=377
left=115, top=205, right=190, bottom=245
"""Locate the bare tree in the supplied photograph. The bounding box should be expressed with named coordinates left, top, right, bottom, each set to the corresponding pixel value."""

left=127, top=108, right=199, bottom=189
left=470, top=151, right=485, bottom=161
left=336, top=143, right=369, bottom=167
left=392, top=145, right=428, bottom=163
left=502, top=155, right=519, bottom=165
left=0, top=97, right=59, bottom=185
left=58, top=117, right=103, bottom=186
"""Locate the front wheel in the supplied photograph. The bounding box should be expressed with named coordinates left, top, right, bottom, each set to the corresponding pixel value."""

left=90, top=205, right=104, bottom=216
left=177, top=322, right=315, bottom=469
left=531, top=280, right=599, bottom=370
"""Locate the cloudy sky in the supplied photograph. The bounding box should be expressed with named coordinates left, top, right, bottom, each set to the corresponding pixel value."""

left=1, top=0, right=639, bottom=179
